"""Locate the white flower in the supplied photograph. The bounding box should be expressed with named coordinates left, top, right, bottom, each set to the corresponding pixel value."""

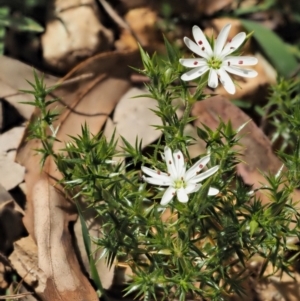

left=179, top=24, right=258, bottom=94
left=141, top=146, right=219, bottom=205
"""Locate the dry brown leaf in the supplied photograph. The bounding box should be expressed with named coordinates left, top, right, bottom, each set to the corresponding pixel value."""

left=191, top=95, right=294, bottom=204
left=31, top=177, right=98, bottom=301
left=9, top=236, right=47, bottom=294
left=113, top=87, right=163, bottom=147
left=0, top=56, right=57, bottom=120
left=0, top=127, right=25, bottom=154
left=0, top=153, right=25, bottom=191
left=116, top=7, right=161, bottom=51
left=16, top=50, right=141, bottom=300
left=194, top=0, right=233, bottom=15
left=42, top=0, right=114, bottom=72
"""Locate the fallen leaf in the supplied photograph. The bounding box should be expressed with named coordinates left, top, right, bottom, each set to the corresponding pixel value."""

left=0, top=152, right=25, bottom=191
left=0, top=56, right=57, bottom=120
left=191, top=95, right=284, bottom=203
left=16, top=50, right=142, bottom=300
left=42, top=0, right=114, bottom=72
left=113, top=87, right=163, bottom=147
left=0, top=126, right=25, bottom=153
left=116, top=7, right=161, bottom=51
left=30, top=177, right=98, bottom=301
left=9, top=236, right=47, bottom=294
left=194, top=0, right=233, bottom=16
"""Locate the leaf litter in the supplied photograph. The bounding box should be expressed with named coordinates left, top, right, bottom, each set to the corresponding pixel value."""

left=0, top=2, right=299, bottom=301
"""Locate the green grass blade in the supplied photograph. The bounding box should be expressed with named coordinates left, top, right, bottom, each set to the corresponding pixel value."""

left=75, top=200, right=107, bottom=299
left=241, top=19, right=298, bottom=78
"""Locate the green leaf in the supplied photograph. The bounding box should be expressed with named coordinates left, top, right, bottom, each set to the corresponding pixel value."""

left=0, top=14, right=44, bottom=32
left=233, top=0, right=275, bottom=16
left=0, top=7, right=9, bottom=55
left=240, top=19, right=298, bottom=78
left=163, top=35, right=178, bottom=64
left=249, top=220, right=258, bottom=237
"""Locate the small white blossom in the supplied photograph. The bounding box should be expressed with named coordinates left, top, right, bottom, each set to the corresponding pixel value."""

left=142, top=146, right=219, bottom=205
left=179, top=24, right=258, bottom=94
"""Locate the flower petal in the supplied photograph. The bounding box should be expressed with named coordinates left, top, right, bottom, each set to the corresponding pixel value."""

left=208, top=69, right=218, bottom=89
left=173, top=150, right=186, bottom=177
left=183, top=37, right=210, bottom=60
left=141, top=166, right=170, bottom=181
left=217, top=68, right=235, bottom=94
left=185, top=155, right=210, bottom=181
left=143, top=176, right=171, bottom=186
left=185, top=183, right=202, bottom=194
left=179, top=58, right=207, bottom=68
left=164, top=146, right=177, bottom=177
left=189, top=165, right=219, bottom=184
left=181, top=65, right=209, bottom=81
left=177, top=188, right=189, bottom=203
left=208, top=187, right=219, bottom=195
left=214, top=24, right=231, bottom=57
left=223, top=56, right=258, bottom=66
left=224, top=66, right=258, bottom=78
left=221, top=32, right=246, bottom=57
left=192, top=25, right=213, bottom=57
left=161, top=186, right=176, bottom=205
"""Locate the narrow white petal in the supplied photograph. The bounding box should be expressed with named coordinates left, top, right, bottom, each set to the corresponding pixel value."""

left=189, top=165, right=219, bottom=184
left=217, top=68, right=235, bottom=94
left=141, top=166, right=170, bottom=181
left=223, top=56, right=258, bottom=66
left=143, top=176, right=171, bottom=186
left=173, top=150, right=186, bottom=177
left=185, top=155, right=210, bottom=181
left=208, top=69, right=218, bottom=89
left=179, top=58, right=207, bottom=68
left=164, top=146, right=177, bottom=177
left=224, top=66, right=258, bottom=78
left=221, top=32, right=246, bottom=57
left=192, top=25, right=213, bottom=56
left=214, top=24, right=231, bottom=56
left=183, top=37, right=210, bottom=60
left=208, top=187, right=219, bottom=195
left=177, top=188, right=189, bottom=203
left=161, top=186, right=176, bottom=205
left=181, top=66, right=209, bottom=81
left=185, top=183, right=202, bottom=194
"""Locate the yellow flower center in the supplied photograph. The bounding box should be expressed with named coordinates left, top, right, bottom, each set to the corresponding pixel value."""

left=207, top=57, right=222, bottom=69
left=174, top=178, right=186, bottom=189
